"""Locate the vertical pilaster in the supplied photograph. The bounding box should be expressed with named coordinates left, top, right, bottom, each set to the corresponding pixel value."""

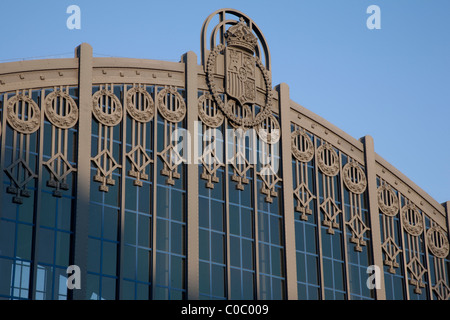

left=446, top=202, right=450, bottom=248
left=361, top=135, right=386, bottom=300
left=277, top=83, right=298, bottom=300
left=183, top=51, right=199, bottom=300
left=73, top=43, right=93, bottom=300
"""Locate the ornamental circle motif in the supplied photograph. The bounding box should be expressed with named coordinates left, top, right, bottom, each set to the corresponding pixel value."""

left=317, top=143, right=339, bottom=177
left=401, top=203, right=424, bottom=236
left=198, top=93, right=224, bottom=128
left=157, top=87, right=186, bottom=123
left=92, top=89, right=123, bottom=126
left=44, top=90, right=79, bottom=129
left=377, top=184, right=399, bottom=217
left=343, top=161, right=367, bottom=194
left=291, top=129, right=314, bottom=163
left=257, top=114, right=280, bottom=144
left=206, top=44, right=273, bottom=127
left=7, top=94, right=41, bottom=134
left=427, top=226, right=449, bottom=258
left=126, top=87, right=155, bottom=123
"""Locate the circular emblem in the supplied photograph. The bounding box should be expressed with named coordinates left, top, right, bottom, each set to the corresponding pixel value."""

left=126, top=87, right=155, bottom=123
left=157, top=86, right=186, bottom=123
left=377, top=184, right=399, bottom=217
left=427, top=226, right=449, bottom=258
left=44, top=90, right=79, bottom=129
left=7, top=94, right=41, bottom=134
left=198, top=93, right=224, bottom=128
left=401, top=203, right=423, bottom=236
left=291, top=129, right=314, bottom=163
left=92, top=89, right=123, bottom=126
left=206, top=44, right=273, bottom=127
left=343, top=161, right=367, bottom=194
left=257, top=114, right=280, bottom=144
left=317, top=142, right=339, bottom=177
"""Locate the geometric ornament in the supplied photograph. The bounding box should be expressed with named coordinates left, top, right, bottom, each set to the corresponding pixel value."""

left=317, top=142, right=339, bottom=177
left=427, top=226, right=449, bottom=259
left=5, top=158, right=37, bottom=204
left=343, top=160, right=366, bottom=194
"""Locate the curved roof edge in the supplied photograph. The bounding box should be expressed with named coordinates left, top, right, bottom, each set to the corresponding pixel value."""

left=289, top=98, right=447, bottom=221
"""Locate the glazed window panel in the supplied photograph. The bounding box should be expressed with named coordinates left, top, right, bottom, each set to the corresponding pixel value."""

left=0, top=87, right=78, bottom=300
left=377, top=177, right=406, bottom=299
left=291, top=124, right=320, bottom=300
left=154, top=86, right=187, bottom=300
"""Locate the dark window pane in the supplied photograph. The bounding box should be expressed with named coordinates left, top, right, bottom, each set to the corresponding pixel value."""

left=211, top=264, right=225, bottom=297
left=305, top=225, right=316, bottom=254
left=157, top=187, right=169, bottom=218
left=125, top=179, right=137, bottom=211
left=138, top=214, right=151, bottom=248
left=156, top=219, right=169, bottom=252
left=121, top=280, right=134, bottom=300
left=241, top=209, right=253, bottom=239
left=229, top=206, right=240, bottom=236
left=155, top=253, right=169, bottom=286
left=38, top=228, right=54, bottom=264
left=211, top=232, right=224, bottom=264
left=298, top=283, right=307, bottom=300
left=170, top=256, right=185, bottom=290
left=258, top=213, right=269, bottom=243
left=55, top=232, right=70, bottom=266
left=199, top=229, right=210, bottom=261
left=230, top=268, right=241, bottom=299
left=271, top=246, right=284, bottom=277
left=101, top=277, right=116, bottom=300
left=103, top=207, right=118, bottom=241
left=89, top=204, right=102, bottom=238
left=230, top=237, right=241, bottom=267
left=211, top=201, right=223, bottom=232
left=136, top=283, right=149, bottom=300
left=350, top=265, right=361, bottom=295
left=270, top=216, right=282, bottom=246
left=199, top=262, right=210, bottom=295
left=242, top=239, right=254, bottom=270
left=334, top=261, right=344, bottom=291
left=16, top=224, right=32, bottom=260
left=259, top=243, right=270, bottom=274
left=124, top=212, right=136, bottom=245
left=322, top=231, right=331, bottom=257
left=102, top=242, right=117, bottom=276
left=242, top=271, right=254, bottom=300
left=323, top=258, right=333, bottom=288
left=122, top=245, right=135, bottom=279
left=295, top=222, right=305, bottom=252
left=296, top=253, right=306, bottom=282
left=199, top=198, right=209, bottom=228
left=306, top=255, right=318, bottom=285
left=88, top=239, right=101, bottom=273
left=171, top=223, right=185, bottom=255
left=137, top=248, right=150, bottom=283
left=138, top=183, right=151, bottom=214
left=171, top=190, right=185, bottom=222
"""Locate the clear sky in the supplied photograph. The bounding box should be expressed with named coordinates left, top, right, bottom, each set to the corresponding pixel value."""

left=1, top=0, right=449, bottom=204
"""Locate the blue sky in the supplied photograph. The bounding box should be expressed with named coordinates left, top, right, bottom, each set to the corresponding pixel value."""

left=0, top=0, right=449, bottom=203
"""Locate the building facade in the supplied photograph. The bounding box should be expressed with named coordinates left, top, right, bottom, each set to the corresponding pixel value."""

left=0, top=9, right=448, bottom=300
